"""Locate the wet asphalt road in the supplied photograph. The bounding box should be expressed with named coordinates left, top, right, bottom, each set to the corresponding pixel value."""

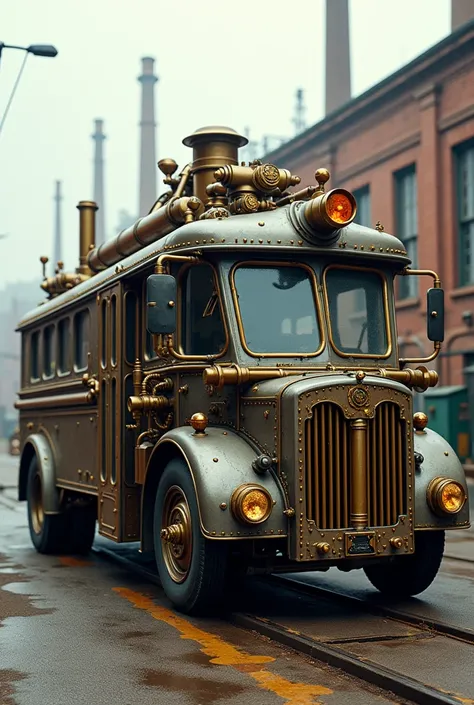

left=0, top=452, right=473, bottom=705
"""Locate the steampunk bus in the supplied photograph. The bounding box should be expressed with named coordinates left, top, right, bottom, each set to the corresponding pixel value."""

left=16, top=126, right=470, bottom=614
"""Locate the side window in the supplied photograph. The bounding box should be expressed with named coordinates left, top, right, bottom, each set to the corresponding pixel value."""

left=74, top=309, right=90, bottom=371
left=58, top=318, right=70, bottom=374
left=30, top=331, right=40, bottom=381
left=43, top=324, right=55, bottom=378
left=180, top=264, right=226, bottom=355
left=124, top=292, right=138, bottom=365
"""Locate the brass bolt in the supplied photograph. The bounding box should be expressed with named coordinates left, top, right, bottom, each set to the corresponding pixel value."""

left=219, top=502, right=227, bottom=510
left=314, top=542, right=330, bottom=554
left=390, top=537, right=403, bottom=549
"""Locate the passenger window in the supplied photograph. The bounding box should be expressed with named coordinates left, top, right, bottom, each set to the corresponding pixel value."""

left=58, top=318, right=70, bottom=374
left=180, top=264, right=226, bottom=355
left=30, top=331, right=40, bottom=381
left=43, top=325, right=55, bottom=378
left=74, top=309, right=90, bottom=371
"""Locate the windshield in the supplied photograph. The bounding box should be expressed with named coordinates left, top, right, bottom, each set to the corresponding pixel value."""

left=233, top=265, right=322, bottom=355
left=325, top=268, right=389, bottom=357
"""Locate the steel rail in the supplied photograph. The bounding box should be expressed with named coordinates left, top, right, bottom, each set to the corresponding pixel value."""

left=90, top=544, right=470, bottom=705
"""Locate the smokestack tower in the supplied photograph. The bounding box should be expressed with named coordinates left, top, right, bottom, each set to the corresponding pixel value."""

left=53, top=180, right=62, bottom=273
left=325, top=0, right=351, bottom=115
left=451, top=0, right=474, bottom=29
left=138, top=56, right=158, bottom=217
left=92, top=118, right=106, bottom=246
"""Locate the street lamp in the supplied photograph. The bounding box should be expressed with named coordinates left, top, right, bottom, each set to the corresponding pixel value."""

left=0, top=41, right=58, bottom=138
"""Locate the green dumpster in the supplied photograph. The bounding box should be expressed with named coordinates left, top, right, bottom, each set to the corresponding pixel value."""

left=424, top=386, right=471, bottom=463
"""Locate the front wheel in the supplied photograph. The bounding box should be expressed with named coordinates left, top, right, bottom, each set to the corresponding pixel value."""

left=154, top=458, right=228, bottom=615
left=363, top=530, right=445, bottom=597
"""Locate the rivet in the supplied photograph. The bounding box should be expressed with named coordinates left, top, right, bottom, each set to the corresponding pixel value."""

left=213, top=457, right=219, bottom=462
left=243, top=238, right=247, bottom=243
left=444, top=451, right=449, bottom=456
left=258, top=221, right=265, bottom=226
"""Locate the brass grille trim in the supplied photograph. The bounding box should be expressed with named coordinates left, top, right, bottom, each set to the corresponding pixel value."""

left=304, top=400, right=406, bottom=530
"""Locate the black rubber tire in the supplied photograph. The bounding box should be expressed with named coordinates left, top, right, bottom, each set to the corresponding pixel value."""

left=26, top=456, right=96, bottom=555
left=363, top=530, right=445, bottom=597
left=26, top=456, right=68, bottom=554
left=154, top=458, right=228, bottom=615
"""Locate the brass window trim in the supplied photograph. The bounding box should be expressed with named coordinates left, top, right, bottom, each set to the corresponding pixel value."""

left=322, top=264, right=393, bottom=360
left=230, top=260, right=326, bottom=358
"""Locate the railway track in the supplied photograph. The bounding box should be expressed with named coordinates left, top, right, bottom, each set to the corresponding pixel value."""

left=91, top=543, right=474, bottom=705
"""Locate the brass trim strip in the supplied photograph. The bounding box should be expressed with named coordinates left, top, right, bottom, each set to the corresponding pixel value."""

left=15, top=391, right=95, bottom=410
left=350, top=419, right=368, bottom=529
left=322, top=264, right=393, bottom=360
left=229, top=260, right=326, bottom=358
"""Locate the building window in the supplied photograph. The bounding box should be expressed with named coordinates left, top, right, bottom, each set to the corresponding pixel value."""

left=395, top=166, right=418, bottom=299
left=353, top=186, right=371, bottom=228
left=74, top=309, right=90, bottom=371
left=455, top=141, right=474, bottom=286
left=43, top=325, right=55, bottom=378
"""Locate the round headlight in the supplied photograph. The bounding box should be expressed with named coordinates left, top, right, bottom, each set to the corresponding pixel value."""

left=326, top=192, right=354, bottom=225
left=231, top=484, right=273, bottom=525
left=427, top=477, right=466, bottom=516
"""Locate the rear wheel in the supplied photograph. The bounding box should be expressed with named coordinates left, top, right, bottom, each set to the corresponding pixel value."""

left=154, top=458, right=228, bottom=615
left=363, top=530, right=445, bottom=597
left=26, top=456, right=96, bottom=555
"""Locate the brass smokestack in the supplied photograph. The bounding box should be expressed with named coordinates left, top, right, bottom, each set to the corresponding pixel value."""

left=76, top=200, right=98, bottom=276
left=183, top=126, right=248, bottom=208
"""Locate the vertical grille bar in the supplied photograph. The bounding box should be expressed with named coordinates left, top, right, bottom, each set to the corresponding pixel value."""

left=304, top=400, right=406, bottom=531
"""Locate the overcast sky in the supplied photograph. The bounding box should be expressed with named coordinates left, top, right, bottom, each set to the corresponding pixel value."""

left=0, top=0, right=451, bottom=287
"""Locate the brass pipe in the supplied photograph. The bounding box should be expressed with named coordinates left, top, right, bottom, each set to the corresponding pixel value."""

left=350, top=419, right=368, bottom=529
left=380, top=366, right=438, bottom=388
left=87, top=196, right=202, bottom=272
left=77, top=201, right=98, bottom=276
left=15, top=391, right=95, bottom=410
left=276, top=185, right=319, bottom=207
left=203, top=364, right=293, bottom=389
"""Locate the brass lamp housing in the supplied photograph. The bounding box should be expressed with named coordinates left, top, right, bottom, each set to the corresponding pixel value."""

left=427, top=477, right=467, bottom=516
left=303, top=188, right=357, bottom=234
left=230, top=484, right=273, bottom=525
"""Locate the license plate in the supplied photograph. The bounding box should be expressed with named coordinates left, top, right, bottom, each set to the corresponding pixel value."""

left=345, top=531, right=375, bottom=556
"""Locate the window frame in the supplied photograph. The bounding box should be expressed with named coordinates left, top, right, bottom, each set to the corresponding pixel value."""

left=454, top=139, right=474, bottom=287
left=394, top=164, right=418, bottom=300
left=73, top=308, right=90, bottom=373
left=322, top=264, right=393, bottom=360
left=353, top=185, right=371, bottom=228
left=57, top=317, right=71, bottom=377
left=230, top=260, right=325, bottom=358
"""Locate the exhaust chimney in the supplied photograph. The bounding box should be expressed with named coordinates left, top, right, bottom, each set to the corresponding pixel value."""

left=325, top=0, right=351, bottom=115
left=92, top=119, right=106, bottom=247
left=138, top=57, right=158, bottom=217
left=451, top=0, right=474, bottom=29
left=52, top=180, right=62, bottom=273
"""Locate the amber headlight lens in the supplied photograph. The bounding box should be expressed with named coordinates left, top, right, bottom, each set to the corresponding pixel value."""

left=326, top=192, right=354, bottom=224
left=428, top=477, right=466, bottom=516
left=231, top=484, right=272, bottom=525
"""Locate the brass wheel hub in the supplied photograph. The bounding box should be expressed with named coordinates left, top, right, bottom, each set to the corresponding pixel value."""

left=161, top=485, right=192, bottom=584
left=30, top=472, right=44, bottom=535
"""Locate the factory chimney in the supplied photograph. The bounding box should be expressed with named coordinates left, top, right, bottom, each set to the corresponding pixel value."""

left=92, top=119, right=106, bottom=247
left=325, top=0, right=351, bottom=115
left=53, top=180, right=62, bottom=273
left=138, top=56, right=158, bottom=217
left=451, top=0, right=474, bottom=29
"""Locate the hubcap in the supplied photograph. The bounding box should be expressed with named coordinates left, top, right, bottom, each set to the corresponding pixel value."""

left=161, top=485, right=192, bottom=584
left=30, top=472, right=44, bottom=535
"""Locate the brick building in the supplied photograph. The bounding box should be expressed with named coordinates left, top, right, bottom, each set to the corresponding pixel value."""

left=266, top=17, right=474, bottom=390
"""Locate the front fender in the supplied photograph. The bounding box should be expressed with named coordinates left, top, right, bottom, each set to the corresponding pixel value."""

left=18, top=433, right=60, bottom=514
left=148, top=427, right=288, bottom=540
left=414, top=428, right=470, bottom=529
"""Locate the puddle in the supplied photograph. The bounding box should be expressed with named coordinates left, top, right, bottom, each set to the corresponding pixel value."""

left=0, top=668, right=26, bottom=705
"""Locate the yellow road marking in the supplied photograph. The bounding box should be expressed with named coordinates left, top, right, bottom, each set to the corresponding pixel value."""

left=114, top=587, right=333, bottom=704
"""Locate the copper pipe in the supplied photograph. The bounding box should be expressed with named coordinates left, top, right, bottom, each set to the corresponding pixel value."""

left=87, top=196, right=201, bottom=272
left=15, top=391, right=95, bottom=410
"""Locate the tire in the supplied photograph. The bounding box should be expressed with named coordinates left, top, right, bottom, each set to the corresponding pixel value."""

left=154, top=458, right=228, bottom=615
left=364, top=530, right=445, bottom=598
left=26, top=456, right=96, bottom=555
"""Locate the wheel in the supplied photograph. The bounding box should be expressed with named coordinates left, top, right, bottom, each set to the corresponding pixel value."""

left=363, top=530, right=445, bottom=598
left=26, top=456, right=96, bottom=555
left=154, top=458, right=228, bottom=615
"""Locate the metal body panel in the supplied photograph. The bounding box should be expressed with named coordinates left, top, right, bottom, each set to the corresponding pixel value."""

left=413, top=427, right=470, bottom=529
left=147, top=427, right=288, bottom=539
left=18, top=433, right=61, bottom=514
